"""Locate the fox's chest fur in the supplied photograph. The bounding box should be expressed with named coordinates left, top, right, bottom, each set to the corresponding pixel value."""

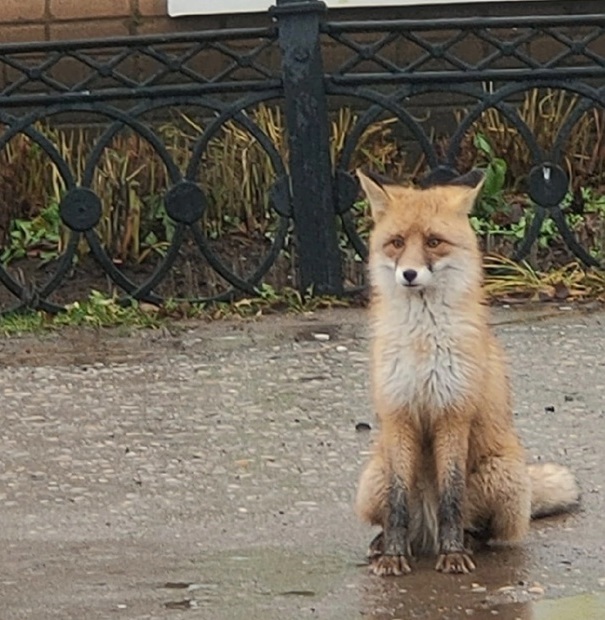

left=373, top=294, right=482, bottom=416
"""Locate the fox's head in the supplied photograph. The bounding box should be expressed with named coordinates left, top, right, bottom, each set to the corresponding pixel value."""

left=357, top=169, right=484, bottom=299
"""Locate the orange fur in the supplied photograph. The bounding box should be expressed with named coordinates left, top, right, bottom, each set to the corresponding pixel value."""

left=355, top=170, right=580, bottom=576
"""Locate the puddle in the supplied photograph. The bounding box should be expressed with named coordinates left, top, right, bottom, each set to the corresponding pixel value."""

left=158, top=546, right=605, bottom=619
left=159, top=547, right=357, bottom=618
left=211, top=547, right=349, bottom=599
left=531, top=593, right=605, bottom=620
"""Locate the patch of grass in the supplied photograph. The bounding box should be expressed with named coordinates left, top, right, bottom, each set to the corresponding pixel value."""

left=55, top=291, right=164, bottom=329
left=204, top=284, right=352, bottom=319
left=0, top=286, right=353, bottom=335
left=0, top=311, right=49, bottom=335
left=483, top=255, right=605, bottom=302
left=0, top=291, right=165, bottom=335
left=160, top=284, right=352, bottom=321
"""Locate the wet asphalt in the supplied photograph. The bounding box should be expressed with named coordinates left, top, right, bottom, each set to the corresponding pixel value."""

left=0, top=306, right=603, bottom=620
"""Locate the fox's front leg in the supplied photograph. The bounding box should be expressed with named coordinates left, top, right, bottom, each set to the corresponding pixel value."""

left=370, top=473, right=411, bottom=576
left=434, top=414, right=476, bottom=574
left=370, top=422, right=420, bottom=576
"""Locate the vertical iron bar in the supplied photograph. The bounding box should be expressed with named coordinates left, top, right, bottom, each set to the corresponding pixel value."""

left=271, top=0, right=344, bottom=296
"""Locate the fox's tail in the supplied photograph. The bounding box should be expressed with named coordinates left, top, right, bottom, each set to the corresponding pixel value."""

left=528, top=462, right=581, bottom=519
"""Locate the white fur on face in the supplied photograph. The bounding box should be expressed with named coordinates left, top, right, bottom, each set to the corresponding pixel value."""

left=430, top=254, right=482, bottom=299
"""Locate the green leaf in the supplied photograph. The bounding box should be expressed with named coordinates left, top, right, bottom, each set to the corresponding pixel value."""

left=473, top=133, right=494, bottom=157
left=482, top=158, right=507, bottom=198
left=144, top=232, right=158, bottom=245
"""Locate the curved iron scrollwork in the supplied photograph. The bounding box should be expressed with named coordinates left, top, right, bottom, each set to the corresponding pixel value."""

left=0, top=96, right=291, bottom=312
left=0, top=28, right=290, bottom=313
left=327, top=14, right=605, bottom=272
left=0, top=4, right=604, bottom=311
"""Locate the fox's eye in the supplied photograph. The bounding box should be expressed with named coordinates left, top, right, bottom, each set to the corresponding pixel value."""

left=391, top=236, right=405, bottom=249
left=426, top=237, right=442, bottom=248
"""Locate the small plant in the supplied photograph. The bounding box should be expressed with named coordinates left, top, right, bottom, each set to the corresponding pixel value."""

left=574, top=187, right=605, bottom=215
left=559, top=187, right=605, bottom=261
left=1, top=202, right=63, bottom=264
left=472, top=133, right=508, bottom=219
left=206, top=283, right=350, bottom=319
left=0, top=290, right=164, bottom=335
left=53, top=291, right=162, bottom=328
left=0, top=311, right=48, bottom=334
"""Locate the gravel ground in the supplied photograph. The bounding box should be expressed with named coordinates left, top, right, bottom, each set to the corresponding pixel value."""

left=0, top=306, right=604, bottom=620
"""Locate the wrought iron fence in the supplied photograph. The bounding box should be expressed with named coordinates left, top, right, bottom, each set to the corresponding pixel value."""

left=325, top=12, right=605, bottom=273
left=0, top=0, right=603, bottom=312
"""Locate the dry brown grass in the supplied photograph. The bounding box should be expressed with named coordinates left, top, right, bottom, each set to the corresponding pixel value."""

left=470, top=88, right=605, bottom=190
left=483, top=254, right=605, bottom=302
left=0, top=105, right=410, bottom=262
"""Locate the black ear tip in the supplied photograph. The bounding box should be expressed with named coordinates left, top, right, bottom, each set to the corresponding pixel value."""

left=459, top=169, right=485, bottom=188
left=418, top=167, right=485, bottom=189
left=417, top=166, right=459, bottom=189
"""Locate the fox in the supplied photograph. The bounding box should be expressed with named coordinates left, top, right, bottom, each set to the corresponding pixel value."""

left=354, top=168, right=580, bottom=576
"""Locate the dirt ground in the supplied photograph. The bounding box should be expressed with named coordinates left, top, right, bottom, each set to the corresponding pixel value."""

left=0, top=306, right=604, bottom=619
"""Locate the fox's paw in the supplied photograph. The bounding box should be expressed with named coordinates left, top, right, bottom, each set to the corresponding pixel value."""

left=435, top=551, right=476, bottom=574
left=370, top=554, right=412, bottom=577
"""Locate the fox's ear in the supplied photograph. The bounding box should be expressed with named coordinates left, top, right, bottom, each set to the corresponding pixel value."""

left=356, top=169, right=394, bottom=220
left=451, top=169, right=485, bottom=214
left=448, top=169, right=485, bottom=190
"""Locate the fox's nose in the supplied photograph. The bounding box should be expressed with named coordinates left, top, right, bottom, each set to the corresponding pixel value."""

left=402, top=269, right=417, bottom=283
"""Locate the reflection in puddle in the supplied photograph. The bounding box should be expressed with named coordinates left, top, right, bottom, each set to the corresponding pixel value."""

left=531, top=593, right=605, bottom=620
left=362, top=560, right=605, bottom=620
left=359, top=546, right=533, bottom=619
left=158, top=546, right=604, bottom=619
left=164, top=547, right=353, bottom=618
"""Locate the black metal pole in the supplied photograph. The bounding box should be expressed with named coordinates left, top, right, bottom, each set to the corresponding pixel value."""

left=271, top=0, right=344, bottom=296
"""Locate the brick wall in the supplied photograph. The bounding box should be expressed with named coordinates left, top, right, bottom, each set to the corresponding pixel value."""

left=0, top=0, right=602, bottom=45
left=0, top=0, right=272, bottom=44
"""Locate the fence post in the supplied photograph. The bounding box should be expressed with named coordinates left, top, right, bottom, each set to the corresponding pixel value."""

left=271, top=0, right=344, bottom=296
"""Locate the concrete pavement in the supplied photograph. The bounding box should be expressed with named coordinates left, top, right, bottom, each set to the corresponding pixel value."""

left=0, top=306, right=604, bottom=619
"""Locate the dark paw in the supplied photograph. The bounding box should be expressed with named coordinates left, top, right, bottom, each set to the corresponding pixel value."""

left=370, top=554, right=412, bottom=576
left=435, top=551, right=476, bottom=574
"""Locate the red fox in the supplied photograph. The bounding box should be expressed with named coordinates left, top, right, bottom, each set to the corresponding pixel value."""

left=355, top=169, right=580, bottom=576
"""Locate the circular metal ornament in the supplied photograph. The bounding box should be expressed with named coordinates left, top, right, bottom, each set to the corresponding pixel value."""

left=527, top=163, right=568, bottom=208
left=164, top=181, right=207, bottom=224
left=59, top=187, right=102, bottom=232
